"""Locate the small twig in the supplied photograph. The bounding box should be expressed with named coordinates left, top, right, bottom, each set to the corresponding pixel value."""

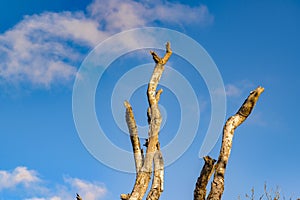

left=76, top=193, right=83, bottom=200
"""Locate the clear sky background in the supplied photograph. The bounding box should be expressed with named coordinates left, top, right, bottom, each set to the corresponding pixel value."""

left=0, top=0, right=300, bottom=199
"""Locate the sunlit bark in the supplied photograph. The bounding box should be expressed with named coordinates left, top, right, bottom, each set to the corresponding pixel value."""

left=120, top=42, right=172, bottom=200
left=206, top=86, right=264, bottom=200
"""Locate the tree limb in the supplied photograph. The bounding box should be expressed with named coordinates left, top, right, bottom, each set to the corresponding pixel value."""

left=124, top=100, right=144, bottom=172
left=194, top=156, right=216, bottom=200
left=121, top=42, right=172, bottom=200
left=146, top=143, right=164, bottom=200
left=206, top=86, right=264, bottom=200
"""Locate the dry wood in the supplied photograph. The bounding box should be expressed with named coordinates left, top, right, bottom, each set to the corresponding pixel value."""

left=120, top=42, right=172, bottom=200
left=206, top=86, right=264, bottom=200
left=194, top=156, right=216, bottom=200
left=146, top=143, right=164, bottom=200
left=124, top=101, right=144, bottom=173
left=77, top=43, right=264, bottom=200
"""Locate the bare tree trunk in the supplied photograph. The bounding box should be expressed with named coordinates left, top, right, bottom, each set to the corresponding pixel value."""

left=194, top=156, right=216, bottom=200
left=146, top=143, right=164, bottom=200
left=76, top=41, right=264, bottom=200
left=193, top=86, right=264, bottom=200
left=206, top=86, right=264, bottom=200
left=120, top=42, right=172, bottom=200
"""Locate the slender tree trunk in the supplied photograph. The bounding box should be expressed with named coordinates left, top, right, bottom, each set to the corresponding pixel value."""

left=193, top=86, right=264, bottom=200
left=196, top=86, right=264, bottom=200
left=120, top=42, right=172, bottom=200
left=194, top=156, right=216, bottom=200
left=146, top=143, right=164, bottom=200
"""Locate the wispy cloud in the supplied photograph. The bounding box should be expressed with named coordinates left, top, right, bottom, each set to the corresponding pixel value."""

left=0, top=0, right=213, bottom=88
left=87, top=0, right=214, bottom=31
left=0, top=166, right=107, bottom=200
left=213, top=80, right=256, bottom=98
left=244, top=111, right=267, bottom=126
left=225, top=84, right=242, bottom=97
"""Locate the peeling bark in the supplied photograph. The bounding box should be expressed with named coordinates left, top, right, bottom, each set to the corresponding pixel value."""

left=194, top=156, right=216, bottom=200
left=206, top=86, right=264, bottom=200
left=121, top=42, right=172, bottom=200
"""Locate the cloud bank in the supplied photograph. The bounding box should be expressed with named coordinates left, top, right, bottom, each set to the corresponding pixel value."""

left=0, top=0, right=213, bottom=88
left=0, top=166, right=107, bottom=200
left=0, top=166, right=39, bottom=190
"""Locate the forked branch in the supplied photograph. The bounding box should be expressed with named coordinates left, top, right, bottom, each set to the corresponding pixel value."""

left=194, top=86, right=264, bottom=200
left=194, top=156, right=216, bottom=200
left=207, top=86, right=264, bottom=200
left=76, top=40, right=264, bottom=200
left=121, top=42, right=172, bottom=200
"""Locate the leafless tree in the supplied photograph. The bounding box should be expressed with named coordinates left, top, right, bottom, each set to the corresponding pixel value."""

left=77, top=42, right=264, bottom=200
left=194, top=85, right=264, bottom=200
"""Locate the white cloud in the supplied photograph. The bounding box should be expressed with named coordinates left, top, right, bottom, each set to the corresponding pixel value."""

left=24, top=177, right=107, bottom=200
left=0, top=0, right=213, bottom=88
left=149, top=1, right=213, bottom=26
left=0, top=166, right=107, bottom=200
left=87, top=0, right=213, bottom=31
left=65, top=177, right=106, bottom=200
left=0, top=166, right=40, bottom=190
left=0, top=11, right=101, bottom=88
left=87, top=0, right=146, bottom=31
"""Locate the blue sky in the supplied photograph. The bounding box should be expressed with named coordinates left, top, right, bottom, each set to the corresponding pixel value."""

left=0, top=0, right=300, bottom=199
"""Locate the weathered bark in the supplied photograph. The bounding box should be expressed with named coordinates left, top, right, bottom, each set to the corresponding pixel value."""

left=76, top=40, right=264, bottom=200
left=146, top=143, right=164, bottom=200
left=194, top=156, right=216, bottom=200
left=206, top=86, right=264, bottom=200
left=124, top=101, right=144, bottom=173
left=120, top=42, right=172, bottom=200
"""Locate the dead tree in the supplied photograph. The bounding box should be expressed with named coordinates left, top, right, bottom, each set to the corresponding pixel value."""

left=120, top=42, right=172, bottom=200
left=76, top=42, right=264, bottom=200
left=194, top=86, right=264, bottom=200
